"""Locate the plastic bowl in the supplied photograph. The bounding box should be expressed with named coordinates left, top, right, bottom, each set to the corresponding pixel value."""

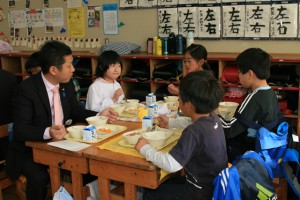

left=67, top=125, right=86, bottom=139
left=218, top=102, right=239, bottom=120
left=142, top=131, right=171, bottom=149
left=86, top=116, right=108, bottom=126
left=110, top=104, right=126, bottom=115
left=122, top=129, right=143, bottom=145
left=164, top=96, right=179, bottom=102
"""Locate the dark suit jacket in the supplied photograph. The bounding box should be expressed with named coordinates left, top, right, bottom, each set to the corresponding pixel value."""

left=6, top=72, right=97, bottom=180
left=0, top=69, right=17, bottom=125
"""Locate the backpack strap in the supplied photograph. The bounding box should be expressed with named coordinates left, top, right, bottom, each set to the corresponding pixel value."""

left=235, top=103, right=283, bottom=131
left=280, top=149, right=300, bottom=198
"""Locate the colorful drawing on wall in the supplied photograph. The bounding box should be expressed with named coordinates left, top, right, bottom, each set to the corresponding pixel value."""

left=87, top=6, right=100, bottom=28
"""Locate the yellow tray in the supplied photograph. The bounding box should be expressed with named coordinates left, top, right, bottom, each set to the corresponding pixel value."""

left=64, top=124, right=127, bottom=144
left=118, top=130, right=181, bottom=150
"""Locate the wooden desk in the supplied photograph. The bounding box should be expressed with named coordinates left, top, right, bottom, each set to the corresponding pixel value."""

left=25, top=120, right=139, bottom=200
left=83, top=121, right=173, bottom=200
left=26, top=140, right=89, bottom=200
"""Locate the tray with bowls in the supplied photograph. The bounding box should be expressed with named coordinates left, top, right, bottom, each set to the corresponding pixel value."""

left=65, top=124, right=127, bottom=144
left=118, top=127, right=182, bottom=150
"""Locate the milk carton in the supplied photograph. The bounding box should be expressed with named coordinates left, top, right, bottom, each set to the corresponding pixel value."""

left=82, top=125, right=97, bottom=142
left=142, top=116, right=153, bottom=131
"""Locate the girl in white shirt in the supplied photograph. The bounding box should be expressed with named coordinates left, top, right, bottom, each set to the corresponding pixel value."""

left=86, top=50, right=124, bottom=112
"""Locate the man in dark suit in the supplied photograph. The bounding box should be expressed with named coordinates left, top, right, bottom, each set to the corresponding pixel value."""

left=6, top=41, right=117, bottom=200
left=0, top=69, right=17, bottom=161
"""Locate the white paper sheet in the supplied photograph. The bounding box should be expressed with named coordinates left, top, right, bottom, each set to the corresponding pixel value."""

left=48, top=140, right=91, bottom=151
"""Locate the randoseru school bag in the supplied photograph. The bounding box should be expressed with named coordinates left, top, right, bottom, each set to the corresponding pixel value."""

left=236, top=112, right=300, bottom=198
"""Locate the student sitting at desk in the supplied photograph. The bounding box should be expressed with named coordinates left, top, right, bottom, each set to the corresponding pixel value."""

left=135, top=71, right=228, bottom=200
left=85, top=50, right=124, bottom=112
left=6, top=40, right=118, bottom=200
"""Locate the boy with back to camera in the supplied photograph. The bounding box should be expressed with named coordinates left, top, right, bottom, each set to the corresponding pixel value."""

left=135, top=71, right=228, bottom=200
left=220, top=48, right=279, bottom=162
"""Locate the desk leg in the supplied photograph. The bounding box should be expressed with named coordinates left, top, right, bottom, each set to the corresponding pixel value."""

left=71, top=172, right=83, bottom=200
left=49, top=167, right=60, bottom=196
left=124, top=183, right=137, bottom=200
left=99, top=177, right=111, bottom=200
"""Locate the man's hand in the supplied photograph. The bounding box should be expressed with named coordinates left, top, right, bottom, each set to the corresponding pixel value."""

left=112, top=88, right=124, bottom=103
left=135, top=138, right=149, bottom=152
left=168, top=84, right=179, bottom=95
left=156, top=115, right=169, bottom=128
left=50, top=125, right=66, bottom=140
left=100, top=108, right=118, bottom=124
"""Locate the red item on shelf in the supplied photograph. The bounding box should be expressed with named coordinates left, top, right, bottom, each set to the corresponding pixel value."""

left=278, top=99, right=288, bottom=112
left=222, top=65, right=239, bottom=84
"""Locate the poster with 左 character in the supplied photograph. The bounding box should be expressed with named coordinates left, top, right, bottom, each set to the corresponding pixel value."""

left=178, top=7, right=198, bottom=37
left=198, top=5, right=221, bottom=38
left=222, top=4, right=245, bottom=39
left=158, top=7, right=178, bottom=37
left=245, top=4, right=270, bottom=38
left=120, top=0, right=138, bottom=9
left=270, top=3, right=298, bottom=39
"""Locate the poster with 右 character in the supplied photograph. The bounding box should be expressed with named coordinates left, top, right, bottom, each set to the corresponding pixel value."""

left=178, top=7, right=198, bottom=37
left=198, top=5, right=221, bottom=39
left=245, top=3, right=270, bottom=39
left=270, top=3, right=298, bottom=39
left=158, top=7, right=178, bottom=37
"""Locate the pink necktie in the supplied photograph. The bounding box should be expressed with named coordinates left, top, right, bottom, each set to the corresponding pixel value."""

left=52, top=86, right=63, bottom=125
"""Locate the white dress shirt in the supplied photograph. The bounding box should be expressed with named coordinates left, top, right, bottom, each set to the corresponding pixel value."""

left=41, top=73, right=64, bottom=139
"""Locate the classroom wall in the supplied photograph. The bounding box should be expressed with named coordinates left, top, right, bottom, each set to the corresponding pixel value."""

left=1, top=0, right=300, bottom=54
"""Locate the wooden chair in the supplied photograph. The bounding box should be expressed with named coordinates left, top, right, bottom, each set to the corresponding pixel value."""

left=0, top=124, right=14, bottom=200
left=273, top=178, right=288, bottom=200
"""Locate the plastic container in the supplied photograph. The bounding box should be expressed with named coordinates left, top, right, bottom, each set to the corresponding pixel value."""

left=156, top=38, right=162, bottom=56
left=176, top=34, right=183, bottom=55
left=153, top=36, right=157, bottom=55
left=147, top=38, right=153, bottom=54
left=161, top=37, right=168, bottom=55
left=186, top=32, right=194, bottom=47
left=168, top=32, right=176, bottom=54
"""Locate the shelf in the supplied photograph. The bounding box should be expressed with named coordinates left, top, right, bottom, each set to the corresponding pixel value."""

left=222, top=83, right=300, bottom=91
left=284, top=115, right=298, bottom=119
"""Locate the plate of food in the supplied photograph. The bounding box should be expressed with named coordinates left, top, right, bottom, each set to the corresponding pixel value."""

left=96, top=125, right=119, bottom=136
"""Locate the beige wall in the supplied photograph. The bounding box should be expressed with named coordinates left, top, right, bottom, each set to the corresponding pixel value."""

left=1, top=0, right=300, bottom=54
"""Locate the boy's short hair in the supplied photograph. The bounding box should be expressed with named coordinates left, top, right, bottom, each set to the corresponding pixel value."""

left=236, top=48, right=271, bottom=79
left=39, top=40, right=72, bottom=74
left=179, top=71, right=223, bottom=114
left=95, top=50, right=122, bottom=78
left=25, top=52, right=41, bottom=74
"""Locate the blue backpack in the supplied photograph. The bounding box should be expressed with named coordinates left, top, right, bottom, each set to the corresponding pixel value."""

left=236, top=112, right=300, bottom=198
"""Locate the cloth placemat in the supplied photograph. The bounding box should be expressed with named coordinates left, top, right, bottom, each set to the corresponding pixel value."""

left=98, top=129, right=182, bottom=180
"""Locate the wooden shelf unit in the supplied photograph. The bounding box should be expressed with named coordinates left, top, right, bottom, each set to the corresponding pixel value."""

left=0, top=51, right=299, bottom=136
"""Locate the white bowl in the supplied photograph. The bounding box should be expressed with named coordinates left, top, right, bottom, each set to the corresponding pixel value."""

left=142, top=131, right=172, bottom=149
left=86, top=116, right=108, bottom=126
left=218, top=102, right=239, bottom=120
left=122, top=99, right=139, bottom=108
left=67, top=125, right=86, bottom=139
left=164, top=96, right=179, bottom=102
left=110, top=104, right=126, bottom=115
left=122, top=129, right=143, bottom=145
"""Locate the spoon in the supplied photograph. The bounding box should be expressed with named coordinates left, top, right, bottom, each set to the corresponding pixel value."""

left=65, top=119, right=72, bottom=126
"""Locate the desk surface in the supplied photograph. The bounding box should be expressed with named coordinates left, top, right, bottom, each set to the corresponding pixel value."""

left=83, top=121, right=157, bottom=171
